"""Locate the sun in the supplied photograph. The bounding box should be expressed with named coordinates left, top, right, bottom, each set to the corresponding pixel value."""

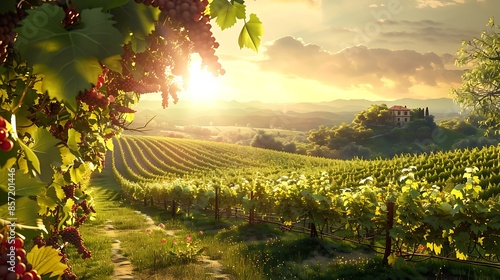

left=183, top=62, right=220, bottom=103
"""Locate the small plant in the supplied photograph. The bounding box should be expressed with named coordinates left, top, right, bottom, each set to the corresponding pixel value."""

left=168, top=231, right=206, bottom=264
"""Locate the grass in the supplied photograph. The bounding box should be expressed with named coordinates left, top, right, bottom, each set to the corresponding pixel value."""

left=67, top=168, right=500, bottom=280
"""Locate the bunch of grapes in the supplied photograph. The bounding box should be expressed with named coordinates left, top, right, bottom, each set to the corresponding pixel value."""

left=0, top=234, right=41, bottom=280
left=0, top=117, right=14, bottom=152
left=77, top=88, right=110, bottom=108
left=154, top=0, right=224, bottom=76
left=0, top=10, right=23, bottom=63
left=76, top=71, right=111, bottom=109
left=62, top=184, right=77, bottom=200
left=59, top=227, right=91, bottom=259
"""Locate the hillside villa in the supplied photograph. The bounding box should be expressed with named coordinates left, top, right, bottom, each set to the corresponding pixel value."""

left=389, top=105, right=411, bottom=126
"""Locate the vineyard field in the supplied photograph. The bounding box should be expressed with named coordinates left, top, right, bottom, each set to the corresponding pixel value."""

left=110, top=135, right=500, bottom=267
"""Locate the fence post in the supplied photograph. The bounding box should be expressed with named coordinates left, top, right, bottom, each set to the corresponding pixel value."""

left=383, top=201, right=395, bottom=265
left=171, top=200, right=176, bottom=220
left=215, top=186, right=219, bottom=220
left=249, top=191, right=255, bottom=226
left=309, top=222, right=319, bottom=237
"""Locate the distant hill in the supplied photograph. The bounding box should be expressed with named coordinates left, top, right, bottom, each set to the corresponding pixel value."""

left=132, top=97, right=462, bottom=131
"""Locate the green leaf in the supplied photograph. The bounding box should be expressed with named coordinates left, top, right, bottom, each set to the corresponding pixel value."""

left=110, top=0, right=159, bottom=52
left=451, top=189, right=464, bottom=200
left=18, top=141, right=41, bottom=175
left=30, top=128, right=62, bottom=183
left=8, top=170, right=46, bottom=197
left=27, top=246, right=68, bottom=278
left=0, top=197, right=45, bottom=232
left=210, top=0, right=246, bottom=30
left=69, top=163, right=88, bottom=184
left=67, top=128, right=82, bottom=156
left=0, top=0, right=17, bottom=14
left=15, top=4, right=124, bottom=112
left=73, top=0, right=129, bottom=11
left=238, top=13, right=263, bottom=52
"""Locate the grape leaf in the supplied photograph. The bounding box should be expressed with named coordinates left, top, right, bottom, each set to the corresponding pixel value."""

left=0, top=197, right=45, bottom=232
left=67, top=128, right=82, bottom=156
left=27, top=246, right=68, bottom=278
left=69, top=163, right=88, bottom=184
left=30, top=128, right=62, bottom=183
left=0, top=0, right=16, bottom=14
left=11, top=170, right=46, bottom=197
left=110, top=0, right=160, bottom=53
left=14, top=4, right=124, bottom=112
left=238, top=14, right=263, bottom=52
left=18, top=141, right=40, bottom=175
left=210, top=0, right=246, bottom=30
left=73, top=0, right=129, bottom=11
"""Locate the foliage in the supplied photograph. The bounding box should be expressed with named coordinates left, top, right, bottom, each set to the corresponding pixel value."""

left=111, top=135, right=500, bottom=268
left=439, top=118, right=479, bottom=136
left=352, top=104, right=392, bottom=127
left=451, top=136, right=498, bottom=150
left=250, top=130, right=295, bottom=153
left=0, top=0, right=262, bottom=277
left=307, top=123, right=374, bottom=151
left=451, top=17, right=500, bottom=133
left=168, top=231, right=206, bottom=264
left=337, top=142, right=371, bottom=160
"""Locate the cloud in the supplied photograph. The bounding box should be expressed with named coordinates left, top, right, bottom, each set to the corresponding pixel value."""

left=270, top=0, right=321, bottom=8
left=414, top=0, right=488, bottom=8
left=259, top=36, right=463, bottom=99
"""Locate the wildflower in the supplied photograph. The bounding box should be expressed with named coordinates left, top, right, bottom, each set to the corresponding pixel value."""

left=158, top=223, right=165, bottom=229
left=161, top=238, right=166, bottom=243
left=145, top=228, right=152, bottom=234
left=198, top=230, right=204, bottom=236
left=186, top=236, right=192, bottom=243
left=173, top=239, right=177, bottom=245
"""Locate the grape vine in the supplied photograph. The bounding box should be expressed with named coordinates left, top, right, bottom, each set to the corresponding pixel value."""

left=0, top=0, right=262, bottom=278
left=110, top=135, right=500, bottom=267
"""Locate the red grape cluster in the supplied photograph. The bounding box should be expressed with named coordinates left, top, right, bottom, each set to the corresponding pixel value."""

left=0, top=10, right=22, bottom=63
left=76, top=72, right=111, bottom=109
left=0, top=234, right=41, bottom=280
left=155, top=0, right=224, bottom=76
left=133, top=0, right=223, bottom=76
left=60, top=227, right=91, bottom=259
left=62, top=184, right=77, bottom=199
left=0, top=117, right=14, bottom=152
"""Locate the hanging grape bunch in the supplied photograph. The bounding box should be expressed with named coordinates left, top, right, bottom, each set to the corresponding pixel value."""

left=0, top=9, right=25, bottom=63
left=0, top=117, right=14, bottom=152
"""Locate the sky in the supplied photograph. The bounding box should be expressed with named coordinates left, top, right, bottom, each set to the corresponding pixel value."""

left=158, top=0, right=500, bottom=104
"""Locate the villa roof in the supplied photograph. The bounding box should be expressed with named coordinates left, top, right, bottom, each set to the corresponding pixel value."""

left=389, top=105, right=411, bottom=111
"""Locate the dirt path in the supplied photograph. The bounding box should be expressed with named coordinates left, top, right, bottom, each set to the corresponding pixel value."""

left=104, top=220, right=135, bottom=280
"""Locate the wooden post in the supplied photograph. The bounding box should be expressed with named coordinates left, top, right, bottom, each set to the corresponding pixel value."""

left=249, top=191, right=255, bottom=226
left=214, top=186, right=219, bottom=220
left=171, top=200, right=176, bottom=220
left=309, top=222, right=319, bottom=238
left=383, top=201, right=395, bottom=265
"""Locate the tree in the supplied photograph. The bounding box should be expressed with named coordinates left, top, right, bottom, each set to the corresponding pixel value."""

left=251, top=130, right=283, bottom=151
left=353, top=104, right=392, bottom=127
left=451, top=18, right=500, bottom=132
left=307, top=125, right=330, bottom=146
left=0, top=0, right=262, bottom=278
